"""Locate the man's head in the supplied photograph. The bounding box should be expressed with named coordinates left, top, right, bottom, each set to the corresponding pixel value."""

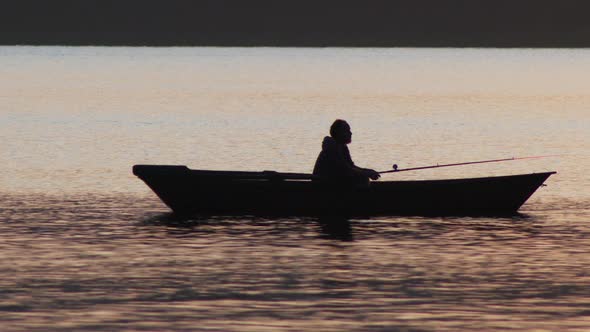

left=330, top=119, right=352, bottom=144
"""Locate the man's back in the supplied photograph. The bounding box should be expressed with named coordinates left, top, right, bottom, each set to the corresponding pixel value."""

left=313, top=136, right=356, bottom=178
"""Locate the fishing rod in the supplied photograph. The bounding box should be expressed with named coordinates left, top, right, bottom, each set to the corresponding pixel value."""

left=379, top=155, right=560, bottom=174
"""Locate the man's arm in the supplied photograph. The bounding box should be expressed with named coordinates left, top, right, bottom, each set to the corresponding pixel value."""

left=353, top=166, right=381, bottom=180
left=341, top=146, right=380, bottom=180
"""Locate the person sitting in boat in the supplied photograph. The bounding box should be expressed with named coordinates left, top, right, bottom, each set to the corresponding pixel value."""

left=313, top=119, right=380, bottom=185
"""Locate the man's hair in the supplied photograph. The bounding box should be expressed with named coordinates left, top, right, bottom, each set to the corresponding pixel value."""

left=330, top=119, right=349, bottom=138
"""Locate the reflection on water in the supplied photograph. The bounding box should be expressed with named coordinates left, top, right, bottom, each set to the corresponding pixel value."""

left=1, top=193, right=590, bottom=331
left=317, top=217, right=354, bottom=242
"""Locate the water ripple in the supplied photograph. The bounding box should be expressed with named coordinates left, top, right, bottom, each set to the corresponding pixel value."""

left=1, top=192, right=589, bottom=331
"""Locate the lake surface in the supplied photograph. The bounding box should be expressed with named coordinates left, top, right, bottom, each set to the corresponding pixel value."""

left=0, top=46, right=589, bottom=331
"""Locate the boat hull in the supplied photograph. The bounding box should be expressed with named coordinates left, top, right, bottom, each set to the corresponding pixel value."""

left=133, top=165, right=555, bottom=216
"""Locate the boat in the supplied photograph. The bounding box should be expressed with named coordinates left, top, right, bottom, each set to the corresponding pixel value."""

left=132, top=165, right=555, bottom=216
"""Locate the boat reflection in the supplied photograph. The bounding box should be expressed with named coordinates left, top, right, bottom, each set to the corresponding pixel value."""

left=317, top=217, right=354, bottom=241
left=139, top=211, right=542, bottom=243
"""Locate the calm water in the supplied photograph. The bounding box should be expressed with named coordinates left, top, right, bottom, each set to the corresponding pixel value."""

left=1, top=47, right=589, bottom=331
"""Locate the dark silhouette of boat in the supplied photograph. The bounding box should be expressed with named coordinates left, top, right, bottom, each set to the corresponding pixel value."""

left=132, top=165, right=555, bottom=216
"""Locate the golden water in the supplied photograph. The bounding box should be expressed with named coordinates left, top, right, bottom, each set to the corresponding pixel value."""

left=0, top=47, right=589, bottom=331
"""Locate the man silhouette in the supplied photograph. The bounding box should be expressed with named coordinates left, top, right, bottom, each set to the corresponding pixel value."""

left=313, top=119, right=380, bottom=185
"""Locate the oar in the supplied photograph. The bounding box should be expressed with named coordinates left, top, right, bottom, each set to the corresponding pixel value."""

left=379, top=155, right=560, bottom=174
left=262, top=170, right=314, bottom=180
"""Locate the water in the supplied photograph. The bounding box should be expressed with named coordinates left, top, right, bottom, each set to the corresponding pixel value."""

left=1, top=46, right=589, bottom=331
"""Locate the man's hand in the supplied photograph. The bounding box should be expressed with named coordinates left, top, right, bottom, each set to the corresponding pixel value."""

left=365, top=169, right=381, bottom=180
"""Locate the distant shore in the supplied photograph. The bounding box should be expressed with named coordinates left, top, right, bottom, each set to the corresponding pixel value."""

left=2, top=0, right=590, bottom=47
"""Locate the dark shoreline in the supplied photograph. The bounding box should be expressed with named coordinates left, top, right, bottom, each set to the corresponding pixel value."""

left=2, top=0, right=590, bottom=48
